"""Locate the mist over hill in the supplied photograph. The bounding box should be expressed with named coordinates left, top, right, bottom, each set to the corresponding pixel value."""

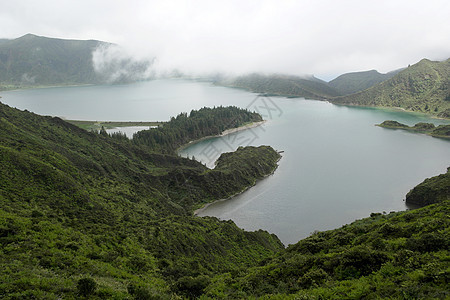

left=0, top=34, right=154, bottom=89
left=328, top=69, right=402, bottom=95
left=216, top=73, right=341, bottom=100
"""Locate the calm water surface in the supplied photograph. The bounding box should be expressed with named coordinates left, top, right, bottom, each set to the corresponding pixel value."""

left=2, top=80, right=449, bottom=245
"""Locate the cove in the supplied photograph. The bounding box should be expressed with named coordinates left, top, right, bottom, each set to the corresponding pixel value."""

left=2, top=80, right=449, bottom=245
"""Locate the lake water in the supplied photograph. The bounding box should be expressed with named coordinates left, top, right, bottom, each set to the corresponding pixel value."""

left=2, top=80, right=449, bottom=245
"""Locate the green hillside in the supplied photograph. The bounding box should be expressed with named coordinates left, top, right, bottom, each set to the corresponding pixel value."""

left=0, top=34, right=154, bottom=90
left=0, top=34, right=105, bottom=88
left=0, top=102, right=283, bottom=298
left=331, top=58, right=450, bottom=118
left=406, top=167, right=450, bottom=207
left=328, top=69, right=401, bottom=95
left=203, top=169, right=450, bottom=299
left=1, top=101, right=449, bottom=298
left=217, top=73, right=341, bottom=100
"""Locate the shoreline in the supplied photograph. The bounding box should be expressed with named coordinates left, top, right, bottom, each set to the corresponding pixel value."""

left=193, top=154, right=282, bottom=216
left=0, top=83, right=95, bottom=92
left=330, top=102, right=450, bottom=120
left=176, top=120, right=267, bottom=153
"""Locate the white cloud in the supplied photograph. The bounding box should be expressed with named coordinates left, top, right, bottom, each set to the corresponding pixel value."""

left=1, top=0, right=450, bottom=80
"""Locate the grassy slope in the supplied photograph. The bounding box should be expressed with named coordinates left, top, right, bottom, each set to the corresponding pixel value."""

left=328, top=69, right=400, bottom=95
left=331, top=59, right=450, bottom=118
left=204, top=169, right=450, bottom=299
left=217, top=73, right=341, bottom=100
left=0, top=102, right=283, bottom=299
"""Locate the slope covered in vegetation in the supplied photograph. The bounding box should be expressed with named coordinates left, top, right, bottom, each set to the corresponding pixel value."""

left=331, top=58, right=450, bottom=118
left=217, top=73, right=341, bottom=100
left=0, top=102, right=283, bottom=299
left=204, top=174, right=450, bottom=298
left=0, top=34, right=154, bottom=89
left=328, top=69, right=400, bottom=95
left=0, top=34, right=104, bottom=88
left=406, top=167, right=450, bottom=207
left=1, top=101, right=449, bottom=299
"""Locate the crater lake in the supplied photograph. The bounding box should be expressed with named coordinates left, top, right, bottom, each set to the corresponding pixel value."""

left=2, top=79, right=449, bottom=245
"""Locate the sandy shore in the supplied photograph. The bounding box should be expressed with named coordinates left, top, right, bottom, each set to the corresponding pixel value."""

left=176, top=120, right=267, bottom=153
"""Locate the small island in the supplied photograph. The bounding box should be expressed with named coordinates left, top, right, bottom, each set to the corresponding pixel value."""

left=376, top=120, right=450, bottom=139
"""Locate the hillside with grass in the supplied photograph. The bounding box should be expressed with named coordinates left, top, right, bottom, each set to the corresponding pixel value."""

left=202, top=168, right=450, bottom=299
left=1, top=101, right=449, bottom=298
left=0, top=102, right=283, bottom=298
left=328, top=69, right=401, bottom=95
left=217, top=73, right=341, bottom=100
left=331, top=58, right=450, bottom=118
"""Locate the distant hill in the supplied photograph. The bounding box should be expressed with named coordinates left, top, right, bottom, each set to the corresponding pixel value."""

left=328, top=69, right=402, bottom=95
left=331, top=58, right=450, bottom=118
left=217, top=73, right=341, bottom=100
left=0, top=34, right=106, bottom=87
left=0, top=34, right=154, bottom=89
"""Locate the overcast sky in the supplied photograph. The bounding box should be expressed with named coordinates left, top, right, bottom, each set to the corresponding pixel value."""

left=1, top=0, right=450, bottom=80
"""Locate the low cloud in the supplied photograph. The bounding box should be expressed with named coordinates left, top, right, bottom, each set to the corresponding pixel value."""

left=92, top=44, right=155, bottom=83
left=4, top=0, right=450, bottom=80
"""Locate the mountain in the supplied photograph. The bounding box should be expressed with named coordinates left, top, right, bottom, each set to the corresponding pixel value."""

left=0, top=34, right=106, bottom=87
left=0, top=34, right=154, bottom=89
left=328, top=69, right=402, bottom=95
left=217, top=73, right=341, bottom=100
left=331, top=58, right=450, bottom=118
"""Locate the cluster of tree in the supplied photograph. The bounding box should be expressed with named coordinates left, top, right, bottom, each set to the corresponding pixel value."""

left=132, top=106, right=262, bottom=153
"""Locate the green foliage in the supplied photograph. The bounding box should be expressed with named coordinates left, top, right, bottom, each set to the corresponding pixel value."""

left=406, top=167, right=450, bottom=206
left=133, top=106, right=262, bottom=153
left=205, top=200, right=450, bottom=298
left=328, top=69, right=401, bottom=95
left=77, top=278, right=97, bottom=297
left=0, top=34, right=103, bottom=86
left=377, top=120, right=409, bottom=128
left=0, top=102, right=283, bottom=298
left=0, top=100, right=448, bottom=298
left=217, top=73, right=340, bottom=99
left=333, top=58, right=450, bottom=118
